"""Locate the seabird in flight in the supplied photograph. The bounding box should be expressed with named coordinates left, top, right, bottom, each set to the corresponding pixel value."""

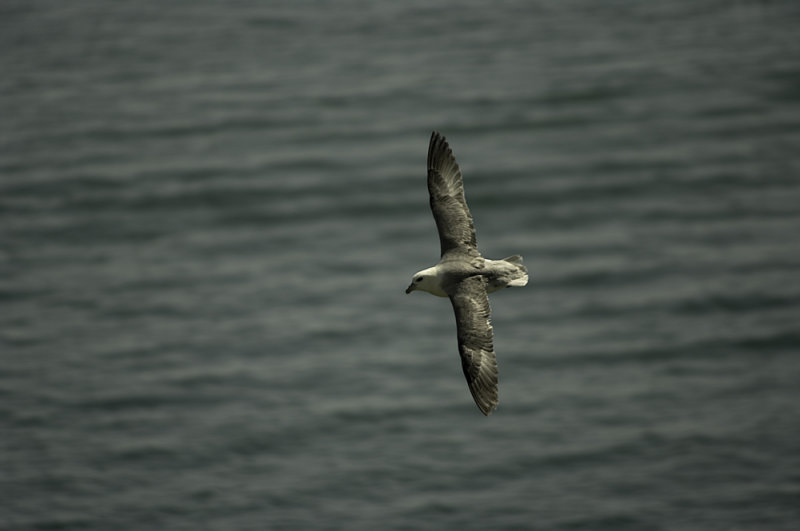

left=406, top=131, right=528, bottom=415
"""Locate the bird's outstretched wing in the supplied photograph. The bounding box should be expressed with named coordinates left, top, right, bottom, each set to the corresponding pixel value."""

left=448, top=275, right=498, bottom=415
left=428, top=131, right=479, bottom=259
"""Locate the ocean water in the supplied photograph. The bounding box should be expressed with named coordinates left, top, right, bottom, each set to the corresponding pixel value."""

left=2, top=1, right=800, bottom=529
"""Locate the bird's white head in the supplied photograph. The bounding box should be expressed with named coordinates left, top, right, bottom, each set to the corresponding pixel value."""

left=405, top=267, right=445, bottom=296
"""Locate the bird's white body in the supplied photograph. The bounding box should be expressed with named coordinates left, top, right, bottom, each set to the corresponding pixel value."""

left=408, top=257, right=528, bottom=298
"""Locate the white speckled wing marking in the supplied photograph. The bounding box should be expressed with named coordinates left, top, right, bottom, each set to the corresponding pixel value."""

left=427, top=131, right=480, bottom=260
left=448, top=275, right=498, bottom=415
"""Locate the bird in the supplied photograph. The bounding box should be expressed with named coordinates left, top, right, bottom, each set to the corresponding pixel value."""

left=405, top=131, right=528, bottom=415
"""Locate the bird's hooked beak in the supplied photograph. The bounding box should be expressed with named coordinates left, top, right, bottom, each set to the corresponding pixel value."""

left=405, top=284, right=415, bottom=294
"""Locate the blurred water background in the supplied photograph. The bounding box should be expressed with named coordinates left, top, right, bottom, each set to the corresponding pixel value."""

left=2, top=1, right=800, bottom=529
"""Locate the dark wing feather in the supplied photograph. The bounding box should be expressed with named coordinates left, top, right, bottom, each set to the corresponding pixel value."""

left=427, top=131, right=479, bottom=259
left=448, top=276, right=498, bottom=415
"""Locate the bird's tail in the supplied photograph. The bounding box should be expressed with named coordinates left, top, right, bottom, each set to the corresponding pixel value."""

left=503, top=255, right=529, bottom=287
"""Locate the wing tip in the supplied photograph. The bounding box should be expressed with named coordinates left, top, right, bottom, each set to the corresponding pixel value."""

left=467, top=350, right=499, bottom=417
left=477, top=400, right=498, bottom=416
left=474, top=390, right=498, bottom=415
left=427, top=130, right=454, bottom=172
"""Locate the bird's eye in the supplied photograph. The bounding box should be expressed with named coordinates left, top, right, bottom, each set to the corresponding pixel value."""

left=416, top=276, right=423, bottom=282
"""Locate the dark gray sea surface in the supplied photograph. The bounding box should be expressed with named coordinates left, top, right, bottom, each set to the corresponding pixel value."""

left=2, top=1, right=800, bottom=529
